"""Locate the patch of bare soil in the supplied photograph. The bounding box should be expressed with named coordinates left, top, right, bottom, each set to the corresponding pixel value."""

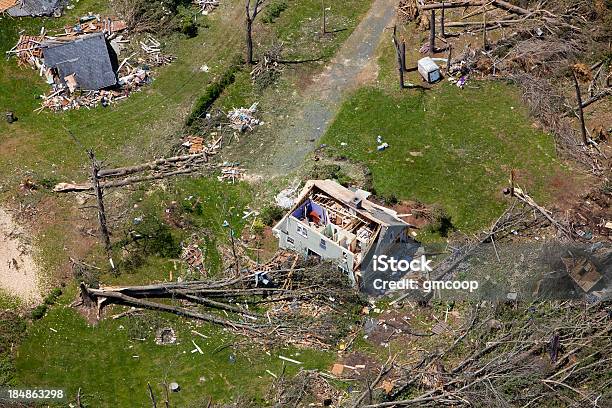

left=390, top=201, right=430, bottom=229
left=0, top=207, right=40, bottom=303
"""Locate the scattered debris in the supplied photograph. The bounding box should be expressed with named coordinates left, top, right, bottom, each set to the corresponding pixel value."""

left=140, top=35, right=175, bottom=66
left=275, top=182, right=300, bottom=209
left=191, top=340, right=204, bottom=354
left=331, top=363, right=344, bottom=376
left=183, top=136, right=205, bottom=154
left=182, top=240, right=206, bottom=274
left=561, top=257, right=603, bottom=293
left=377, top=142, right=389, bottom=151
left=194, top=0, right=219, bottom=15
left=154, top=327, right=177, bottom=345
left=6, top=15, right=174, bottom=112
left=219, top=163, right=245, bottom=184
left=3, top=0, right=62, bottom=17
left=279, top=355, right=303, bottom=365
left=227, top=103, right=261, bottom=131
left=5, top=111, right=16, bottom=124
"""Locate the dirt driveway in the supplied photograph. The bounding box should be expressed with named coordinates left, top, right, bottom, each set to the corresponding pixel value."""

left=0, top=207, right=40, bottom=303
left=261, top=0, right=397, bottom=176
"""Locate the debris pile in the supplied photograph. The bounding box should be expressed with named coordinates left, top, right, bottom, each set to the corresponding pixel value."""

left=219, top=162, right=244, bottom=184
left=7, top=14, right=175, bottom=112
left=227, top=103, right=261, bottom=131
left=250, top=42, right=284, bottom=88
left=182, top=133, right=222, bottom=155
left=181, top=240, right=206, bottom=274
left=139, top=35, right=175, bottom=66
left=10, top=35, right=45, bottom=67
left=39, top=88, right=128, bottom=112
left=194, top=0, right=219, bottom=15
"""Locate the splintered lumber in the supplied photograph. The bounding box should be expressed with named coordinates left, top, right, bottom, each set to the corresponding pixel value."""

left=420, top=0, right=529, bottom=15
left=491, top=0, right=529, bottom=15
left=421, top=1, right=486, bottom=10
left=571, top=71, right=588, bottom=145
left=511, top=188, right=572, bottom=238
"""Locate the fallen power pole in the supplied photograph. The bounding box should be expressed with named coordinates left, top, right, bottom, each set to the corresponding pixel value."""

left=89, top=150, right=111, bottom=253
left=55, top=151, right=212, bottom=256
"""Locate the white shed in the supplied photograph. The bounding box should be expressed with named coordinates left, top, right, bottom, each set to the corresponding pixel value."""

left=417, top=57, right=441, bottom=83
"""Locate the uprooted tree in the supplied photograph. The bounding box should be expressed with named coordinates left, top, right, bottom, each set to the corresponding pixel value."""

left=76, top=255, right=366, bottom=348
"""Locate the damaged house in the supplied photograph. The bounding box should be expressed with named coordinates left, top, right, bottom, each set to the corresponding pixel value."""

left=273, top=180, right=420, bottom=292
left=0, top=0, right=62, bottom=17
left=42, top=32, right=118, bottom=91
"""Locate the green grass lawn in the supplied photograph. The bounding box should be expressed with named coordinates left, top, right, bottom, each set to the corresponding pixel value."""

left=0, top=0, right=244, bottom=188
left=214, top=0, right=373, bottom=113
left=1, top=1, right=372, bottom=405
left=15, top=287, right=334, bottom=407
left=320, top=82, right=561, bottom=234
left=11, top=177, right=339, bottom=407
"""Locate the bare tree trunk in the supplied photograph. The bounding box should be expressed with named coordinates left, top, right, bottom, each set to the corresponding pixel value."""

left=229, top=228, right=240, bottom=275
left=162, top=382, right=170, bottom=408
left=246, top=18, right=254, bottom=64
left=89, top=150, right=111, bottom=252
left=441, top=4, right=446, bottom=37
left=429, top=9, right=436, bottom=54
left=571, top=71, right=588, bottom=145
left=147, top=383, right=157, bottom=408
left=245, top=0, right=264, bottom=65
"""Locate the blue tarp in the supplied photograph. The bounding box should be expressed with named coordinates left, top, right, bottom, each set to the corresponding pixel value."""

left=292, top=199, right=327, bottom=224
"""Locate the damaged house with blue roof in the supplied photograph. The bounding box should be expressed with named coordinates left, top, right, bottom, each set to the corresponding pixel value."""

left=0, top=0, right=63, bottom=17
left=273, top=180, right=421, bottom=292
left=42, top=32, right=119, bottom=91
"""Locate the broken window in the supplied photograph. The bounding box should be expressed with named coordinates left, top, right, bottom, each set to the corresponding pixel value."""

left=320, top=238, right=327, bottom=250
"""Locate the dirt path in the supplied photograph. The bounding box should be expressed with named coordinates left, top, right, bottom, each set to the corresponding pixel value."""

left=262, top=0, right=396, bottom=176
left=0, top=207, right=40, bottom=303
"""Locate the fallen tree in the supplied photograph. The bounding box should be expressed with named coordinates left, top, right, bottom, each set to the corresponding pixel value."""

left=363, top=301, right=611, bottom=407
left=76, top=255, right=366, bottom=348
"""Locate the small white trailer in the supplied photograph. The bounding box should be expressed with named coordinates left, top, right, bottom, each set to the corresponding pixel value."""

left=417, top=57, right=441, bottom=83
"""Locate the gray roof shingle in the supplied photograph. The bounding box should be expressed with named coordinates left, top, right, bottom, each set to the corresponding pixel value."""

left=42, top=33, right=118, bottom=91
left=8, top=0, right=61, bottom=16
